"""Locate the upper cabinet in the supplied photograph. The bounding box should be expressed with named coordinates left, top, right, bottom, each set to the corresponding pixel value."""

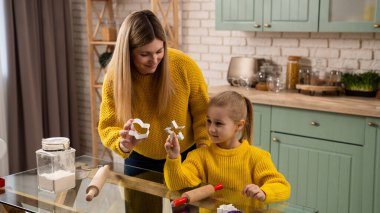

left=216, top=0, right=319, bottom=32
left=216, top=0, right=380, bottom=32
left=320, top=0, right=380, bottom=32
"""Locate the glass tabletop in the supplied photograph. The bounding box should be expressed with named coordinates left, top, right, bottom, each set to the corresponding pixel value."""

left=0, top=155, right=317, bottom=213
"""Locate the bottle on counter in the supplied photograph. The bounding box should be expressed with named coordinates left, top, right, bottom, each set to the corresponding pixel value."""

left=298, top=67, right=311, bottom=85
left=255, top=62, right=274, bottom=91
left=328, top=70, right=342, bottom=86
left=311, top=59, right=327, bottom=86
left=286, top=56, right=301, bottom=89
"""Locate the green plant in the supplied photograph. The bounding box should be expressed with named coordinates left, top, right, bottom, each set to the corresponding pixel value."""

left=99, top=51, right=113, bottom=68
left=341, top=71, right=380, bottom=91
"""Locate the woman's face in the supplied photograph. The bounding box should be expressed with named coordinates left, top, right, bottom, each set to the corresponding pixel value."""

left=132, top=38, right=165, bottom=75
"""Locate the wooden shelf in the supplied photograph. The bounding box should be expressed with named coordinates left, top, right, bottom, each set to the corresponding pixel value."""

left=85, top=0, right=115, bottom=160
left=90, top=40, right=116, bottom=45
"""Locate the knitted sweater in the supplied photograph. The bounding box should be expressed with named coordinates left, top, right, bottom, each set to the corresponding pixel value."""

left=164, top=140, right=291, bottom=207
left=98, top=48, right=210, bottom=159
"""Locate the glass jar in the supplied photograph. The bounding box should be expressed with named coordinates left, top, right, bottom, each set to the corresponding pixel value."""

left=329, top=70, right=342, bottom=86
left=298, top=67, right=311, bottom=85
left=286, top=56, right=301, bottom=89
left=36, top=137, right=76, bottom=193
left=267, top=76, right=284, bottom=93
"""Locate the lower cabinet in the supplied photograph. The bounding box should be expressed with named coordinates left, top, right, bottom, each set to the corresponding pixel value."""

left=252, top=104, right=377, bottom=213
left=367, top=118, right=380, bottom=213
left=253, top=104, right=271, bottom=151
left=271, top=132, right=370, bottom=213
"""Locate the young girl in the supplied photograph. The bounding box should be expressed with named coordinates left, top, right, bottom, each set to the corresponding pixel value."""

left=164, top=91, right=290, bottom=208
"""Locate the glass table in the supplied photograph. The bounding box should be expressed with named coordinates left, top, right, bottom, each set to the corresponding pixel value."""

left=0, top=155, right=317, bottom=213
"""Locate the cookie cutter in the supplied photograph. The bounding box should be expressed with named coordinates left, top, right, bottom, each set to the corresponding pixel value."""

left=128, top=118, right=150, bottom=139
left=165, top=120, right=185, bottom=141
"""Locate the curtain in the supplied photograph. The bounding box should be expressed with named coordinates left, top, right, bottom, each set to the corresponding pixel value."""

left=5, top=0, right=80, bottom=173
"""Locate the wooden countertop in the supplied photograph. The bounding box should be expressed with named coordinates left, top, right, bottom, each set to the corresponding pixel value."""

left=208, top=85, right=380, bottom=118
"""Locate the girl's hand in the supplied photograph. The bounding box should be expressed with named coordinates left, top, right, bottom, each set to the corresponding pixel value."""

left=242, top=184, right=266, bottom=201
left=164, top=133, right=180, bottom=159
left=119, top=119, right=142, bottom=152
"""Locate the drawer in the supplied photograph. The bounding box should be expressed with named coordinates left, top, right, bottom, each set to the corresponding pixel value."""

left=271, top=107, right=366, bottom=145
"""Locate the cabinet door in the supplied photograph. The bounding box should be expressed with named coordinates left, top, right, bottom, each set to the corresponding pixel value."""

left=271, top=132, right=373, bottom=213
left=320, top=0, right=380, bottom=32
left=366, top=118, right=380, bottom=213
left=216, top=0, right=263, bottom=31
left=253, top=104, right=271, bottom=151
left=263, top=0, right=319, bottom=32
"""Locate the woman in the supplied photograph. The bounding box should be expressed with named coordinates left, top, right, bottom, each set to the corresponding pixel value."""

left=98, top=10, right=210, bottom=176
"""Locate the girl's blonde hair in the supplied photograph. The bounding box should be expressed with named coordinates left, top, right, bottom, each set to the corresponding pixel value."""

left=108, top=10, right=174, bottom=124
left=209, top=91, right=253, bottom=144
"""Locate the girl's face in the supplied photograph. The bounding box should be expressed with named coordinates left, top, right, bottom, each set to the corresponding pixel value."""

left=132, top=38, right=165, bottom=75
left=206, top=105, right=244, bottom=149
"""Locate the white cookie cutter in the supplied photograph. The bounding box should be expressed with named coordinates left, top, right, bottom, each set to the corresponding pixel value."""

left=165, top=120, right=185, bottom=141
left=217, top=204, right=239, bottom=213
left=128, top=118, right=150, bottom=139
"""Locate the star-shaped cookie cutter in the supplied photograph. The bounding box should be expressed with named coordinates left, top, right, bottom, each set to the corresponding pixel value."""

left=128, top=118, right=150, bottom=139
left=165, top=120, right=185, bottom=141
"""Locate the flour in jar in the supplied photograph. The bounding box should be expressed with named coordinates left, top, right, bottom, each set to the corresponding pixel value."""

left=38, top=170, right=75, bottom=192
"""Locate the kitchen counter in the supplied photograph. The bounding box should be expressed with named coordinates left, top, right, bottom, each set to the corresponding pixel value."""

left=208, top=85, right=380, bottom=118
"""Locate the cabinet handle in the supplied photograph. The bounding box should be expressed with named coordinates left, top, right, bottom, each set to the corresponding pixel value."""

left=310, top=121, right=320, bottom=127
left=253, top=24, right=261, bottom=28
left=264, top=23, right=271, bottom=28
left=373, top=24, right=380, bottom=28
left=368, top=122, right=378, bottom=127
left=272, top=137, right=280, bottom=142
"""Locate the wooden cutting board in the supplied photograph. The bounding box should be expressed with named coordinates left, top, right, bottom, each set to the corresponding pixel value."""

left=296, top=84, right=342, bottom=96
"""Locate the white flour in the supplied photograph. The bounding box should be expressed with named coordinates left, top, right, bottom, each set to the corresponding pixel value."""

left=38, top=170, right=75, bottom=193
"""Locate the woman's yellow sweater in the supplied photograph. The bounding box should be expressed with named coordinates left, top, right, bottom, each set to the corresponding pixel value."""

left=98, top=48, right=210, bottom=159
left=164, top=140, right=291, bottom=207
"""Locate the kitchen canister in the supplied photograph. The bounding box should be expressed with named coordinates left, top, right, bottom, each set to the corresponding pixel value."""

left=36, top=137, right=76, bottom=193
left=286, top=56, right=301, bottom=89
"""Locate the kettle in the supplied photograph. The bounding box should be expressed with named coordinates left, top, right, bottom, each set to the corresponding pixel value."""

left=227, top=57, right=264, bottom=87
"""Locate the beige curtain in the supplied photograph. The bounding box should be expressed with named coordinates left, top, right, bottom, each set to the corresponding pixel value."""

left=5, top=0, right=80, bottom=173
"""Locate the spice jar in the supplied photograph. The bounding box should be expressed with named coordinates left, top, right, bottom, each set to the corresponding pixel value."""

left=286, top=56, right=301, bottom=89
left=36, top=137, right=76, bottom=193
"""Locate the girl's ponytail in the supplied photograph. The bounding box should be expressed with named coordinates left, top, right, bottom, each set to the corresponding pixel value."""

left=243, top=97, right=253, bottom=144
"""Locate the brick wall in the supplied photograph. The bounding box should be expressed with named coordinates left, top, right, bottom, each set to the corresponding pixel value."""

left=71, top=0, right=380, bottom=156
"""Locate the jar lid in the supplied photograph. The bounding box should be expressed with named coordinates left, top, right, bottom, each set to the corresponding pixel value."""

left=288, top=56, right=301, bottom=61
left=42, top=137, right=70, bottom=151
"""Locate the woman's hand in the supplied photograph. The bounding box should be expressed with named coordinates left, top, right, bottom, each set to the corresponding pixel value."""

left=242, top=184, right=266, bottom=202
left=119, top=119, right=142, bottom=153
left=164, top=133, right=180, bottom=159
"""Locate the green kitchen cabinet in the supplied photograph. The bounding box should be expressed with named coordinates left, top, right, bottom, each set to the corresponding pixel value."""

left=367, top=118, right=380, bottom=213
left=319, top=0, right=380, bottom=32
left=270, top=132, right=366, bottom=213
left=252, top=104, right=271, bottom=151
left=251, top=105, right=377, bottom=213
left=215, top=0, right=319, bottom=32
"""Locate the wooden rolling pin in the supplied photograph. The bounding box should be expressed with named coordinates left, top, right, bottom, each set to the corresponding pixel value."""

left=171, top=183, right=223, bottom=207
left=85, top=165, right=110, bottom=201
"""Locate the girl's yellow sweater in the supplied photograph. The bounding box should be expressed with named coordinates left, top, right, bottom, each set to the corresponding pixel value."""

left=164, top=140, right=291, bottom=208
left=98, top=48, right=210, bottom=159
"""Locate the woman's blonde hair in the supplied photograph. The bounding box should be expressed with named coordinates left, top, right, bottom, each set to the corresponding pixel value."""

left=209, top=91, right=253, bottom=144
left=108, top=10, right=174, bottom=124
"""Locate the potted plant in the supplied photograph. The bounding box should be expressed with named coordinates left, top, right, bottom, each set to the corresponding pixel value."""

left=341, top=71, right=380, bottom=97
